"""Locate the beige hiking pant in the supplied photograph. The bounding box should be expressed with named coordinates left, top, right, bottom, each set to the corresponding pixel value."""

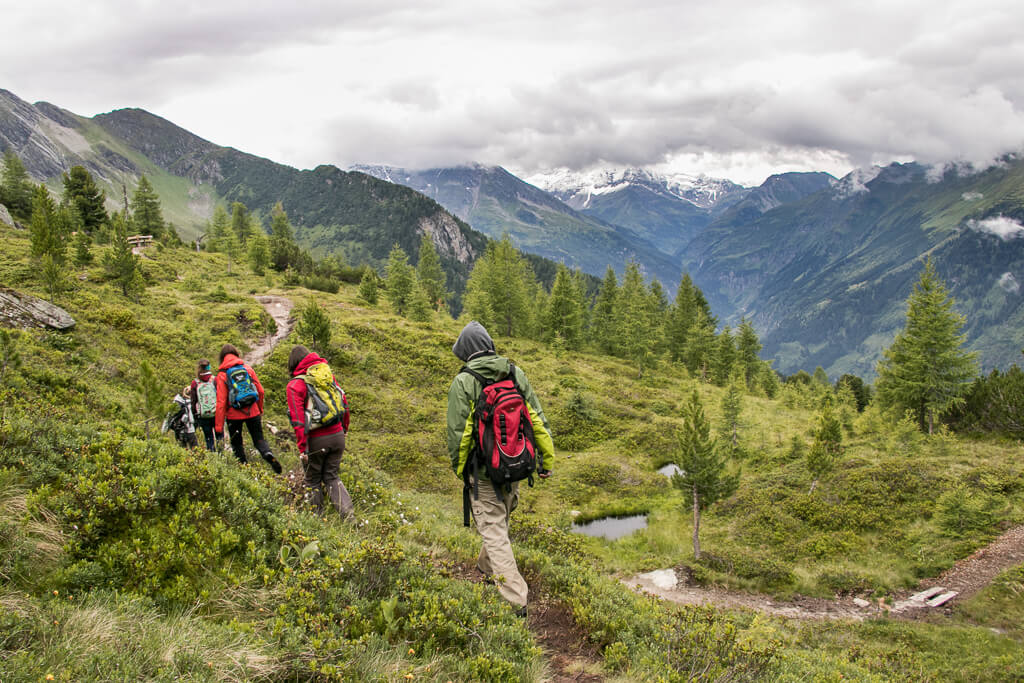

left=471, top=480, right=528, bottom=608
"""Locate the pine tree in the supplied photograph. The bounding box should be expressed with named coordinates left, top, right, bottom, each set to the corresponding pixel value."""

left=248, top=233, right=271, bottom=275
left=103, top=212, right=145, bottom=299
left=807, top=400, right=843, bottom=492
left=543, top=264, right=584, bottom=349
left=29, top=185, right=63, bottom=259
left=671, top=390, right=739, bottom=560
left=719, top=376, right=744, bottom=455
left=0, top=329, right=21, bottom=386
left=462, top=235, right=535, bottom=337
left=62, top=165, right=107, bottom=233
left=297, top=299, right=332, bottom=354
left=683, top=309, right=717, bottom=380
left=358, top=266, right=379, bottom=305
left=876, top=258, right=978, bottom=434
left=230, top=202, right=253, bottom=244
left=735, top=318, right=762, bottom=387
left=269, top=203, right=300, bottom=271
left=667, top=273, right=698, bottom=361
left=711, top=326, right=736, bottom=386
left=416, top=233, right=448, bottom=311
left=0, top=150, right=33, bottom=219
left=616, top=262, right=655, bottom=372
left=130, top=176, right=165, bottom=239
left=207, top=205, right=230, bottom=251
left=406, top=276, right=433, bottom=322
left=812, top=366, right=830, bottom=387
left=41, top=253, right=69, bottom=302
left=73, top=229, right=94, bottom=266
left=571, top=268, right=592, bottom=336
left=592, top=266, right=619, bottom=355
left=385, top=243, right=416, bottom=315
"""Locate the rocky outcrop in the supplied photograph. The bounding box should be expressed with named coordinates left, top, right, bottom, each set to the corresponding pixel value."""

left=0, top=288, right=76, bottom=330
left=418, top=211, right=477, bottom=264
left=0, top=203, right=15, bottom=228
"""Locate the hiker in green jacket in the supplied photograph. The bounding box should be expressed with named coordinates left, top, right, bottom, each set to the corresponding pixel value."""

left=446, top=321, right=554, bottom=616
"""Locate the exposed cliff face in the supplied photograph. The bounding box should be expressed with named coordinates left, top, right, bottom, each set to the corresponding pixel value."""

left=418, top=211, right=476, bottom=264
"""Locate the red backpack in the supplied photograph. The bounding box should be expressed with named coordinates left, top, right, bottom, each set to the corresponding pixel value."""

left=461, top=362, right=542, bottom=501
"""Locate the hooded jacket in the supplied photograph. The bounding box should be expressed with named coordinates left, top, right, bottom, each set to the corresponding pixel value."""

left=286, top=351, right=347, bottom=454
left=214, top=353, right=265, bottom=433
left=446, top=323, right=554, bottom=477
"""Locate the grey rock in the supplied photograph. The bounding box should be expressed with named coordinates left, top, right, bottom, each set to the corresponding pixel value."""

left=0, top=288, right=76, bottom=330
left=0, top=203, right=13, bottom=228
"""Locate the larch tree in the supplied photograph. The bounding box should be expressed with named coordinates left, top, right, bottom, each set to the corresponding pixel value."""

left=297, top=299, right=332, bottom=355
left=269, top=203, right=301, bottom=271
left=591, top=266, right=619, bottom=355
left=806, top=399, right=843, bottom=492
left=416, top=233, right=448, bottom=311
left=875, top=258, right=978, bottom=434
left=543, top=264, right=584, bottom=349
left=671, top=390, right=740, bottom=560
left=358, top=266, right=379, bottom=305
left=711, top=326, right=736, bottom=386
left=230, top=202, right=253, bottom=244
left=683, top=309, right=717, bottom=381
left=667, top=273, right=699, bottom=362
left=0, top=150, right=33, bottom=220
left=615, top=262, right=655, bottom=372
left=462, top=235, right=534, bottom=337
left=29, top=185, right=64, bottom=260
left=735, top=318, right=762, bottom=388
left=719, top=376, right=744, bottom=456
left=385, top=243, right=416, bottom=315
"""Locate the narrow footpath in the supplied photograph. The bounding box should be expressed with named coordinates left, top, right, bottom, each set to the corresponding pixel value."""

left=248, top=295, right=294, bottom=366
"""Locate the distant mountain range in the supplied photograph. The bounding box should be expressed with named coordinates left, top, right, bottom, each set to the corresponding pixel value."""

left=3, top=87, right=1022, bottom=379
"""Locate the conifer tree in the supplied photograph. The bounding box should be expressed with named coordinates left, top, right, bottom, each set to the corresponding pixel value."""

left=735, top=318, right=762, bottom=387
left=711, top=326, right=736, bottom=386
left=0, top=150, right=33, bottom=219
left=571, top=268, right=592, bottom=336
left=73, top=228, right=93, bottom=266
left=807, top=400, right=843, bottom=492
left=207, top=205, right=230, bottom=250
left=719, top=376, right=744, bottom=455
left=416, top=233, right=448, bottom=311
left=62, top=165, right=107, bottom=233
left=136, top=359, right=165, bottom=440
left=269, top=203, right=300, bottom=271
left=230, top=202, right=253, bottom=244
left=248, top=234, right=271, bottom=275
left=29, top=185, right=63, bottom=259
left=592, top=266, right=619, bottom=355
left=876, top=258, right=978, bottom=433
left=543, top=264, right=584, bottom=349
left=462, top=235, right=534, bottom=337
left=683, top=309, right=717, bottom=380
left=358, top=266, right=379, bottom=305
left=812, top=366, right=830, bottom=386
left=616, top=262, right=655, bottom=372
left=406, top=276, right=433, bottom=322
left=667, top=273, right=698, bottom=361
left=103, top=212, right=145, bottom=299
left=385, top=243, right=416, bottom=315
left=672, top=390, right=739, bottom=560
left=130, top=176, right=165, bottom=239
left=297, top=299, right=332, bottom=354
left=220, top=225, right=242, bottom=275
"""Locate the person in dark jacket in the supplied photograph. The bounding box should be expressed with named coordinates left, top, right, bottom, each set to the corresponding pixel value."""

left=446, top=321, right=554, bottom=616
left=286, top=345, right=354, bottom=518
left=214, top=343, right=282, bottom=473
left=190, top=358, right=218, bottom=450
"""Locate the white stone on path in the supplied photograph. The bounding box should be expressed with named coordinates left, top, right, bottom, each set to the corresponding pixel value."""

left=853, top=598, right=871, bottom=608
left=639, top=569, right=678, bottom=590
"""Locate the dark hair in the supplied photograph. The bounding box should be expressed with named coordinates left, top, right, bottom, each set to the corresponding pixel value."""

left=218, top=344, right=239, bottom=363
left=197, top=358, right=211, bottom=376
left=288, top=345, right=310, bottom=375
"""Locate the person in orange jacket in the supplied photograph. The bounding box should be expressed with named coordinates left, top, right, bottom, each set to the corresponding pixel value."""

left=214, top=343, right=282, bottom=473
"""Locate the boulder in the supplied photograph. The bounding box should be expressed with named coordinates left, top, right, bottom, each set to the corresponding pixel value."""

left=0, top=203, right=15, bottom=228
left=0, top=288, right=76, bottom=330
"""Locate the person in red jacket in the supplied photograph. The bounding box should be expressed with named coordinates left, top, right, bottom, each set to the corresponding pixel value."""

left=286, top=345, right=353, bottom=518
left=214, top=343, right=282, bottom=473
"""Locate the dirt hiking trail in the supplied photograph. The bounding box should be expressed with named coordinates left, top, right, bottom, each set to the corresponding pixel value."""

left=249, top=296, right=294, bottom=366
left=627, top=523, right=1024, bottom=622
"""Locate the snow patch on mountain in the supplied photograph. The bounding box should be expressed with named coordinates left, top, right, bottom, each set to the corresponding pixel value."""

left=525, top=167, right=744, bottom=210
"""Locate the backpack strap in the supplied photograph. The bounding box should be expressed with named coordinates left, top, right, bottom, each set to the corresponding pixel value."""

left=459, top=366, right=490, bottom=387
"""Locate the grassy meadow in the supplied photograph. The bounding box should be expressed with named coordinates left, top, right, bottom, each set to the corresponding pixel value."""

left=1, top=219, right=1023, bottom=681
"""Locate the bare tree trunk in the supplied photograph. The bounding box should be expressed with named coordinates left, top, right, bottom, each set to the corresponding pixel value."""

left=692, top=485, right=701, bottom=560
left=928, top=410, right=934, bottom=435
left=809, top=478, right=818, bottom=494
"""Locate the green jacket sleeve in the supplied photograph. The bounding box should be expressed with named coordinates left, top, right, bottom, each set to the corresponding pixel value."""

left=446, top=375, right=474, bottom=477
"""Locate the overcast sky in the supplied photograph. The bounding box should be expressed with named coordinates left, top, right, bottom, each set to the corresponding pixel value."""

left=2, top=0, right=1022, bottom=185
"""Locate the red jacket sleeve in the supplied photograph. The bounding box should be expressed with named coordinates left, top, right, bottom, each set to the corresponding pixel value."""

left=286, top=377, right=309, bottom=453
left=214, top=372, right=228, bottom=434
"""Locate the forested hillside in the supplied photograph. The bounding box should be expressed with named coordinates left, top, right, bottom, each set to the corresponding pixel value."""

left=2, top=163, right=1024, bottom=681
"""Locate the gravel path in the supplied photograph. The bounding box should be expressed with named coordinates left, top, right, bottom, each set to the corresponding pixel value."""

left=248, top=295, right=294, bottom=366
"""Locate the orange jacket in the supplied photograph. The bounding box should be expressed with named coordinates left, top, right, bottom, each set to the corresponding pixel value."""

left=214, top=354, right=265, bottom=433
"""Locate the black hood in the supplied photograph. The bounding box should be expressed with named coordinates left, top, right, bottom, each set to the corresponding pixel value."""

left=452, top=321, right=495, bottom=362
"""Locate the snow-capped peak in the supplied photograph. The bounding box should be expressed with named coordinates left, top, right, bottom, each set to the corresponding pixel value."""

left=525, top=167, right=744, bottom=210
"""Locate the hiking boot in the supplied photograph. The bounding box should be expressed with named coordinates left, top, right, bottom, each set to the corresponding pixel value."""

left=476, top=567, right=496, bottom=585
left=514, top=605, right=528, bottom=619
left=262, top=451, right=283, bottom=474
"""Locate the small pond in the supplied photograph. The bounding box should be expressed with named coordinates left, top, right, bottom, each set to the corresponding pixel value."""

left=570, top=513, right=648, bottom=540
left=658, top=463, right=683, bottom=477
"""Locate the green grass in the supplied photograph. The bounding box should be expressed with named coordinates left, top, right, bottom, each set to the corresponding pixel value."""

left=2, top=219, right=1024, bottom=680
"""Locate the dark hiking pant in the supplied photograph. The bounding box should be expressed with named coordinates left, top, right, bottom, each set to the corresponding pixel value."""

left=227, top=415, right=272, bottom=465
left=305, top=430, right=354, bottom=517
left=196, top=416, right=216, bottom=450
